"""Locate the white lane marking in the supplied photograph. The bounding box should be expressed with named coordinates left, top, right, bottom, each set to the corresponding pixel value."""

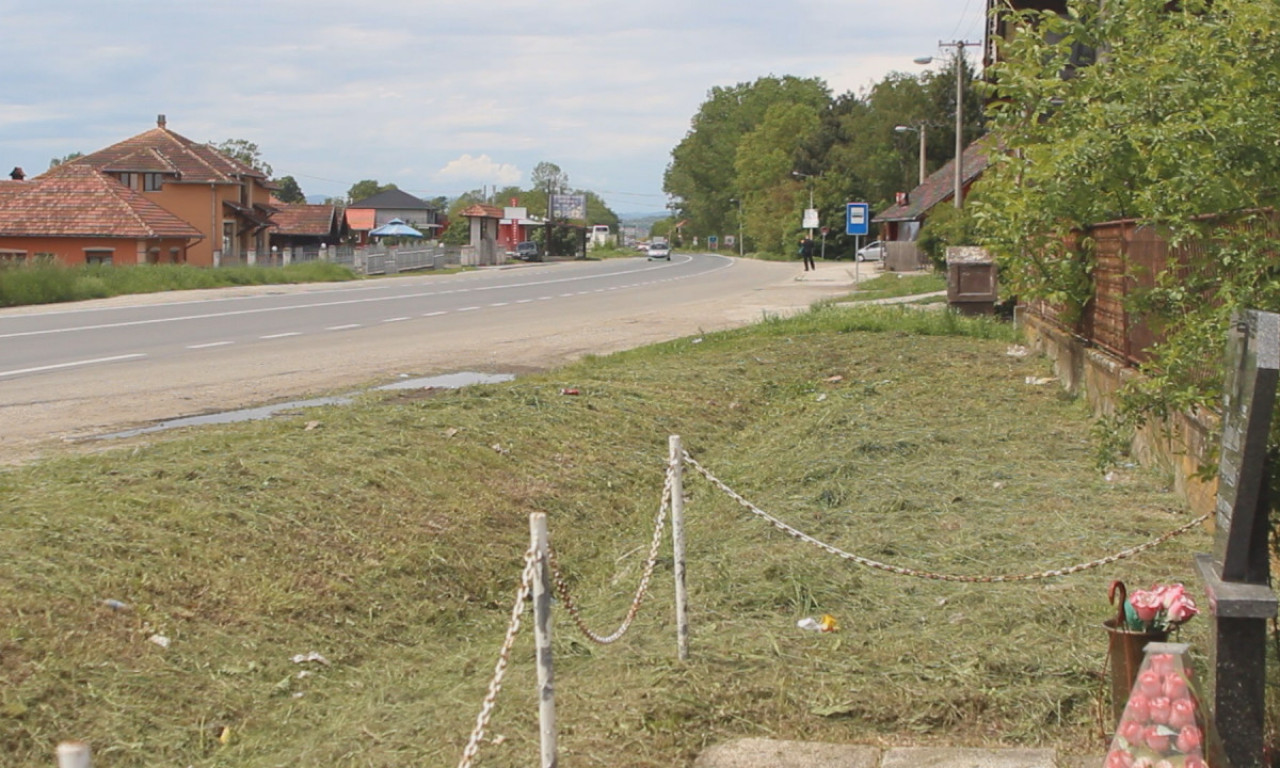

left=0, top=253, right=736, bottom=340
left=327, top=324, right=361, bottom=331
left=423, top=311, right=447, bottom=317
left=457, top=306, right=480, bottom=312
left=489, top=302, right=509, bottom=307
left=383, top=317, right=410, bottom=323
left=0, top=353, right=147, bottom=379
left=188, top=341, right=234, bottom=349
left=515, top=299, right=533, bottom=304
left=260, top=332, right=301, bottom=339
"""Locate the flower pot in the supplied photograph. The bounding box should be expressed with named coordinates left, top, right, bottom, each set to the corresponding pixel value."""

left=1103, top=618, right=1169, bottom=726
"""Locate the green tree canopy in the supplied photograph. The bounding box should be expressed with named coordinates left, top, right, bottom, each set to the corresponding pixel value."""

left=347, top=180, right=398, bottom=204
left=273, top=175, right=305, bottom=204
left=975, top=0, right=1280, bottom=412
left=213, top=139, right=272, bottom=177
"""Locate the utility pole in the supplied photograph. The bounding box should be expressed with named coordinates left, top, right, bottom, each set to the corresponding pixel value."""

left=938, top=40, right=981, bottom=209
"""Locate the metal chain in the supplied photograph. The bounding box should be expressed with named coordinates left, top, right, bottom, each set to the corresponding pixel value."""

left=683, top=451, right=1209, bottom=583
left=548, top=468, right=673, bottom=644
left=458, top=547, right=538, bottom=768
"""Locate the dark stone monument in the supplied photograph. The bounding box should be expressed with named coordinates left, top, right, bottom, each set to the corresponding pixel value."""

left=1195, top=309, right=1279, bottom=768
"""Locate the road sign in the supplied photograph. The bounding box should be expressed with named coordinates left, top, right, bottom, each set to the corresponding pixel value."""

left=846, top=203, right=869, bottom=236
left=802, top=209, right=819, bottom=229
left=708, top=235, right=719, bottom=249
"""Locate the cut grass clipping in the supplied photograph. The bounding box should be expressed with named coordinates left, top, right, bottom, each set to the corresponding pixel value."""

left=0, top=303, right=1220, bottom=767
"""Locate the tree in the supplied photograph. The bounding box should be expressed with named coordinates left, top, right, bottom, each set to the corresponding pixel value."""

left=664, top=76, right=831, bottom=243
left=347, top=180, right=397, bottom=204
left=734, top=102, right=822, bottom=254
left=274, top=175, right=305, bottom=204
left=213, top=139, right=272, bottom=177
left=48, top=152, right=83, bottom=170
left=975, top=0, right=1280, bottom=414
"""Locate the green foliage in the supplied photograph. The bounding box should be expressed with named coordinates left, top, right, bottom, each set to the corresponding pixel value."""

left=47, top=151, right=83, bottom=170
left=347, top=179, right=397, bottom=204
left=0, top=262, right=357, bottom=307
left=974, top=0, right=1280, bottom=412
left=272, top=175, right=306, bottom=204
left=917, top=203, right=980, bottom=271
left=213, top=139, right=272, bottom=177
left=734, top=102, right=822, bottom=254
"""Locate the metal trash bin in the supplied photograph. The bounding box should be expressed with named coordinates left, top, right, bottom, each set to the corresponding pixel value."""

left=945, top=246, right=997, bottom=316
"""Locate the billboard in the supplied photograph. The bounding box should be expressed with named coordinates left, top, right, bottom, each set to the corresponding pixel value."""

left=551, top=194, right=587, bottom=220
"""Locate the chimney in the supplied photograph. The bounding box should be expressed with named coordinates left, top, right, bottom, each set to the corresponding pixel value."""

left=157, top=114, right=167, bottom=129
left=9, top=167, right=24, bottom=181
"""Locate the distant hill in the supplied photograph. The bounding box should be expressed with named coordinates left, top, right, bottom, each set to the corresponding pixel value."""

left=618, top=212, right=668, bottom=235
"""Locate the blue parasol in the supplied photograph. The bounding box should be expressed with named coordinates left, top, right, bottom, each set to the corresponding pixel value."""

left=368, top=218, right=424, bottom=238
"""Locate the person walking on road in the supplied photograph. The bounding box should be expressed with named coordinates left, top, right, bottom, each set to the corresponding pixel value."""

left=799, top=236, right=816, bottom=272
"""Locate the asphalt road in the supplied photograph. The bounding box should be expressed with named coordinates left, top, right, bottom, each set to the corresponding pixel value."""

left=0, top=254, right=862, bottom=462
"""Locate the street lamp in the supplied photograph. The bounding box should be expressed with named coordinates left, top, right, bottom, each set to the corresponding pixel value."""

left=728, top=198, right=744, bottom=257
left=791, top=171, right=815, bottom=238
left=894, top=124, right=928, bottom=186
left=915, top=40, right=980, bottom=209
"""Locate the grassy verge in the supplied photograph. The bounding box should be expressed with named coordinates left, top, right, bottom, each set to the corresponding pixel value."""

left=0, top=304, right=1225, bottom=767
left=0, top=261, right=358, bottom=307
left=840, top=272, right=947, bottom=302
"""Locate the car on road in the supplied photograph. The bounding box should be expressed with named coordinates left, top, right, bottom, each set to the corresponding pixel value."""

left=514, top=241, right=541, bottom=261
left=646, top=241, right=671, bottom=260
left=855, top=240, right=887, bottom=262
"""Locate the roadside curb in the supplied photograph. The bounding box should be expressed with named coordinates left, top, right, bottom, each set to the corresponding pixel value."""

left=693, top=739, right=1099, bottom=768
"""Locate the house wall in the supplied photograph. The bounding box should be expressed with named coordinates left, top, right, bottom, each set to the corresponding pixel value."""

left=149, top=183, right=228, bottom=267
left=0, top=236, right=191, bottom=266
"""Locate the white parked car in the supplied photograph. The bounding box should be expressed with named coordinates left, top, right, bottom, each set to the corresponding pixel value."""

left=855, top=240, right=887, bottom=262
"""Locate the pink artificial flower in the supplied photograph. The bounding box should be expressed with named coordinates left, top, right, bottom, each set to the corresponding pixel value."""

left=1131, top=590, right=1163, bottom=623
left=1107, top=748, right=1136, bottom=768
left=1154, top=760, right=1175, bottom=768
left=1138, top=669, right=1163, bottom=698
left=1133, top=759, right=1155, bottom=768
left=1149, top=696, right=1171, bottom=724
left=1176, top=725, right=1203, bottom=754
left=1119, top=718, right=1146, bottom=744
left=1184, top=756, right=1209, bottom=768
left=1169, top=697, right=1197, bottom=730
left=1163, top=672, right=1188, bottom=700
left=1145, top=725, right=1171, bottom=753
left=1149, top=654, right=1177, bottom=675
left=1127, top=693, right=1151, bottom=722
left=1166, top=594, right=1199, bottom=624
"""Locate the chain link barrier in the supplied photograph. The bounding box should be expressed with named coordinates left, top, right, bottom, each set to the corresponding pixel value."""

left=457, top=546, right=538, bottom=768
left=683, top=451, right=1210, bottom=583
left=548, top=468, right=673, bottom=644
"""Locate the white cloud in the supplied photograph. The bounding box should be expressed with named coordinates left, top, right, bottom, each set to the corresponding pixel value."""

left=435, top=154, right=523, bottom=187
left=0, top=0, right=989, bottom=212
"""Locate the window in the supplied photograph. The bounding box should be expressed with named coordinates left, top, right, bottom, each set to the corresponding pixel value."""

left=84, top=248, right=114, bottom=265
left=0, top=249, right=26, bottom=263
left=143, top=173, right=164, bottom=191
left=116, top=173, right=136, bottom=189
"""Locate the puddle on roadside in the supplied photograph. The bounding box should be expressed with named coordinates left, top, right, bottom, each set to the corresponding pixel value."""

left=93, top=372, right=516, bottom=440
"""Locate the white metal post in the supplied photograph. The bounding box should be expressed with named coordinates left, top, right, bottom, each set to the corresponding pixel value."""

left=56, top=742, right=91, bottom=768
left=529, top=513, right=557, bottom=768
left=669, top=435, right=689, bottom=661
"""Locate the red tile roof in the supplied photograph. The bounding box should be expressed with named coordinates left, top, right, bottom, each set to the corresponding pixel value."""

left=0, top=164, right=204, bottom=239
left=271, top=204, right=338, bottom=236
left=873, top=139, right=992, bottom=223
left=49, top=123, right=265, bottom=185
left=460, top=204, right=504, bottom=219
left=345, top=208, right=376, bottom=230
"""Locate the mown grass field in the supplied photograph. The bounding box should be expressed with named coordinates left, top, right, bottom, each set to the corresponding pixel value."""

left=0, top=303, right=1228, bottom=767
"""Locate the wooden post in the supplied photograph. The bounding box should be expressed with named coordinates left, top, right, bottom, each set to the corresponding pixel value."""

left=529, top=513, right=557, bottom=768
left=669, top=435, right=689, bottom=661
left=56, top=742, right=91, bottom=768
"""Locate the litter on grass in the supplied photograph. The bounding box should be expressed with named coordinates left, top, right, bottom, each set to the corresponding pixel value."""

left=798, top=614, right=840, bottom=632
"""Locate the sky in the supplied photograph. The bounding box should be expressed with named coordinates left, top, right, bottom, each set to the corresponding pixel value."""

left=0, top=1, right=988, bottom=216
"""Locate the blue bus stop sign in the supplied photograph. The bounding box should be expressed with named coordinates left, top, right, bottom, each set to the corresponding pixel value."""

left=846, top=202, right=869, bottom=236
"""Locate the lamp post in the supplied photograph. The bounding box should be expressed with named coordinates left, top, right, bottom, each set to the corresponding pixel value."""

left=893, top=124, right=927, bottom=186
left=791, top=171, right=815, bottom=238
left=915, top=40, right=980, bottom=209
left=728, top=198, right=744, bottom=257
